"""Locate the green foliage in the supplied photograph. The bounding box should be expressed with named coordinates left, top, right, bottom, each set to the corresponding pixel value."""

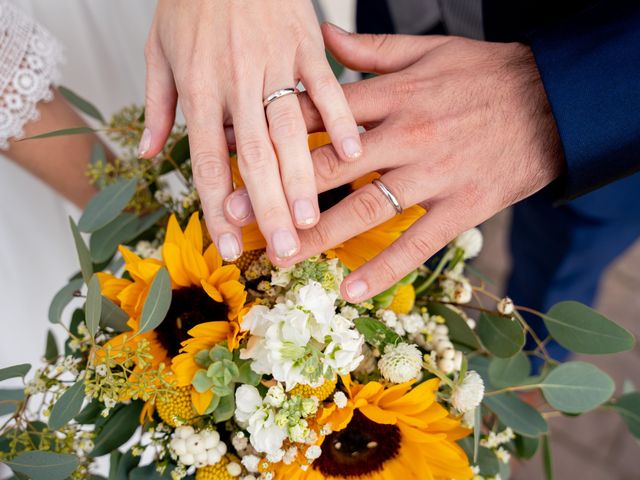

left=109, top=450, right=141, bottom=480
left=90, top=402, right=143, bottom=457
left=78, top=178, right=138, bottom=233
left=69, top=217, right=93, bottom=283
left=4, top=451, right=79, bottom=480
left=0, top=364, right=31, bottom=383
left=89, top=213, right=139, bottom=263
left=100, top=297, right=130, bottom=332
left=354, top=317, right=401, bottom=349
left=542, top=435, right=553, bottom=480
left=515, top=434, right=539, bottom=460
left=44, top=331, right=59, bottom=363
left=483, top=393, right=548, bottom=437
left=25, top=126, right=95, bottom=140
left=49, top=380, right=86, bottom=430
left=608, top=392, right=640, bottom=439
left=74, top=399, right=103, bottom=424
left=0, top=389, right=24, bottom=416
left=138, top=268, right=172, bottom=335
left=58, top=85, right=105, bottom=123
left=477, top=313, right=525, bottom=358
left=544, top=301, right=634, bottom=354
left=48, top=279, right=83, bottom=324
left=85, top=275, right=103, bottom=339
left=488, top=352, right=531, bottom=388
left=427, top=302, right=480, bottom=350
left=540, top=362, right=614, bottom=414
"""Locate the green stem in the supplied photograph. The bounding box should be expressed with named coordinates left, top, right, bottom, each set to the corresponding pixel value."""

left=415, top=249, right=452, bottom=295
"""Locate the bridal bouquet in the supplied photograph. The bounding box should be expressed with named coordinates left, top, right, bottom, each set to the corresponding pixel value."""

left=0, top=92, right=638, bottom=480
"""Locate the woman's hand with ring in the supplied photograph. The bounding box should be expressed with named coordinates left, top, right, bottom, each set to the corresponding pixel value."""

left=139, top=1, right=361, bottom=264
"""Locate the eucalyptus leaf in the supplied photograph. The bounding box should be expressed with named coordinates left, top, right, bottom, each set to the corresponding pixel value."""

left=4, top=451, right=78, bottom=480
left=0, top=389, right=24, bottom=416
left=132, top=208, right=168, bottom=238
left=543, top=301, right=634, bottom=354
left=138, top=267, right=172, bottom=335
left=0, top=364, right=31, bottom=382
left=112, top=450, right=141, bottom=480
left=85, top=275, right=103, bottom=339
left=91, top=143, right=106, bottom=166
left=24, top=126, right=95, bottom=140
left=100, top=297, right=130, bottom=332
left=483, top=392, right=548, bottom=437
left=45, top=330, right=59, bottom=362
left=129, top=464, right=174, bottom=480
left=90, top=401, right=143, bottom=457
left=90, top=213, right=139, bottom=263
left=540, top=362, right=614, bottom=414
left=354, top=317, right=401, bottom=349
left=75, top=399, right=103, bottom=424
left=488, top=352, right=531, bottom=388
left=58, top=86, right=105, bottom=122
left=69, top=217, right=93, bottom=282
left=49, top=379, right=86, bottom=430
left=49, top=278, right=83, bottom=323
left=609, top=392, right=640, bottom=439
left=515, top=434, right=539, bottom=460
left=427, top=302, right=480, bottom=350
left=78, top=178, right=138, bottom=233
left=477, top=313, right=525, bottom=358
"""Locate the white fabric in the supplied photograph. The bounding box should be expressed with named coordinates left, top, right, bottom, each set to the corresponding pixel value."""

left=0, top=0, right=63, bottom=148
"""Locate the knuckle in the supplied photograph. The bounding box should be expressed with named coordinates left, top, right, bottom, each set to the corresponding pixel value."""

left=404, top=234, right=434, bottom=262
left=268, top=109, right=303, bottom=141
left=376, top=256, right=403, bottom=284
left=304, top=221, right=332, bottom=249
left=310, top=74, right=337, bottom=96
left=237, top=139, right=273, bottom=172
left=260, top=204, right=289, bottom=223
left=350, top=188, right=385, bottom=225
left=314, top=147, right=342, bottom=183
left=193, top=153, right=230, bottom=188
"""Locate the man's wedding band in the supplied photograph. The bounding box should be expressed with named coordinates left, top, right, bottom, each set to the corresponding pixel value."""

left=263, top=88, right=299, bottom=108
left=373, top=179, right=403, bottom=214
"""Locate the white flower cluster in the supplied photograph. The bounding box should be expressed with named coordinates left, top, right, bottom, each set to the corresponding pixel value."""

left=454, top=228, right=483, bottom=259
left=135, top=240, right=162, bottom=260
left=378, top=343, right=423, bottom=383
left=450, top=370, right=485, bottom=413
left=169, top=426, right=227, bottom=467
left=480, top=427, right=515, bottom=450
left=240, top=281, right=364, bottom=390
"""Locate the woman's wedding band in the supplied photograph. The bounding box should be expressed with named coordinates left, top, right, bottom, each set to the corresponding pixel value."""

left=373, top=179, right=403, bottom=214
left=263, top=87, right=299, bottom=108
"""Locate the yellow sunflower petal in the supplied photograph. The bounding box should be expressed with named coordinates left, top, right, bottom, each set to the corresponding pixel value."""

left=184, top=212, right=204, bottom=254
left=165, top=214, right=185, bottom=246
left=192, top=389, right=214, bottom=416
left=163, top=243, right=191, bottom=287
left=201, top=280, right=224, bottom=302
left=181, top=242, right=210, bottom=284
left=203, top=244, right=223, bottom=272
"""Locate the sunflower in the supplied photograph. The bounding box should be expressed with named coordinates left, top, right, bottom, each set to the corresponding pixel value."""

left=237, top=133, right=426, bottom=271
left=97, top=213, right=248, bottom=414
left=273, top=377, right=472, bottom=480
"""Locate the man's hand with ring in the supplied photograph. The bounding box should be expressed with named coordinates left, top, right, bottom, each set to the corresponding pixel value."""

left=139, top=1, right=361, bottom=264
left=225, top=24, right=565, bottom=302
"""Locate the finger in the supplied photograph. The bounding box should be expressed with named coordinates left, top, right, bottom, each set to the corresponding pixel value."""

left=341, top=202, right=465, bottom=302
left=265, top=90, right=320, bottom=228
left=140, top=33, right=178, bottom=158
left=224, top=188, right=256, bottom=226
left=182, top=100, right=242, bottom=262
left=321, top=23, right=451, bottom=74
left=232, top=89, right=300, bottom=263
left=299, top=51, right=362, bottom=160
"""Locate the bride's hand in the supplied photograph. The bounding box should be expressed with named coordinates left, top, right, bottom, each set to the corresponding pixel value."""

left=140, top=1, right=361, bottom=264
left=225, top=25, right=564, bottom=301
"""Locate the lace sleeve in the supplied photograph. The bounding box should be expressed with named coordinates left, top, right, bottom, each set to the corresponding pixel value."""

left=0, top=0, right=63, bottom=149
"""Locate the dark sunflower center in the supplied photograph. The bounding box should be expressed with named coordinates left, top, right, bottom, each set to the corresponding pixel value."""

left=318, top=184, right=352, bottom=212
left=154, top=286, right=228, bottom=358
left=314, top=410, right=402, bottom=477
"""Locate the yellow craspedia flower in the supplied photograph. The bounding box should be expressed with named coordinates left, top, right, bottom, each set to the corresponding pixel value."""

left=195, top=455, right=240, bottom=480
left=156, top=386, right=196, bottom=427
left=231, top=249, right=264, bottom=273
left=290, top=377, right=337, bottom=402
left=388, top=284, right=416, bottom=315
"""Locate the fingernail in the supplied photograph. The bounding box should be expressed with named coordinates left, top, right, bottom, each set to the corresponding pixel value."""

left=328, top=23, right=350, bottom=35
left=137, top=128, right=151, bottom=158
left=342, top=136, right=362, bottom=159
left=272, top=229, right=299, bottom=259
left=227, top=191, right=252, bottom=221
left=218, top=233, right=241, bottom=262
left=345, top=279, right=368, bottom=300
left=294, top=199, right=317, bottom=226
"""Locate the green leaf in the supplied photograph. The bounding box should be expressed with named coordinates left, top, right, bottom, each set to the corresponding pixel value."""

left=75, top=399, right=103, bottom=424
left=132, top=208, right=168, bottom=238
left=542, top=435, right=553, bottom=480
left=609, top=392, right=640, bottom=439
left=0, top=364, right=31, bottom=382
left=85, top=275, right=103, bottom=339
left=488, top=352, right=531, bottom=388
left=477, top=312, right=525, bottom=358
left=515, top=434, right=539, bottom=460
left=0, top=389, right=24, bottom=416
left=91, top=143, right=106, bottom=166
left=213, top=393, right=235, bottom=423
left=484, top=392, right=548, bottom=437
left=459, top=439, right=499, bottom=476
left=69, top=217, right=93, bottom=282
left=129, top=464, right=174, bottom=480
left=48, top=278, right=83, bottom=323
left=192, top=370, right=214, bottom=393
left=138, top=267, right=172, bottom=335
left=78, top=178, right=138, bottom=233
left=90, top=401, right=143, bottom=457
left=111, top=450, right=141, bottom=480
left=236, top=361, right=261, bottom=386
left=5, top=451, right=79, bottom=480
left=540, top=361, right=614, bottom=414
left=100, top=297, right=130, bottom=332
left=90, top=213, right=139, bottom=263
left=543, top=301, right=635, bottom=354
left=24, top=126, right=96, bottom=140
left=427, top=302, right=480, bottom=350
left=354, top=317, right=401, bottom=349
left=49, top=379, right=86, bottom=430
left=45, top=330, right=59, bottom=362
left=58, top=86, right=105, bottom=122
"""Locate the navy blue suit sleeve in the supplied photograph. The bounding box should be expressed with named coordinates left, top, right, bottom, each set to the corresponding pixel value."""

left=529, top=1, right=640, bottom=201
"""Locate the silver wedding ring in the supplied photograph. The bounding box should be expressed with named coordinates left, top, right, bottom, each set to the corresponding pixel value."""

left=373, top=179, right=403, bottom=214
left=263, top=87, right=299, bottom=108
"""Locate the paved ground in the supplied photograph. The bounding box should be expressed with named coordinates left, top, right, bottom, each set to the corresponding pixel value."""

left=475, top=210, right=640, bottom=479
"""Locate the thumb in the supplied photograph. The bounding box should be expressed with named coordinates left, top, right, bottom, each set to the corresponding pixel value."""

left=321, top=23, right=449, bottom=74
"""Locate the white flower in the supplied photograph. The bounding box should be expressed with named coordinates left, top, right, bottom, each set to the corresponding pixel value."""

left=266, top=449, right=284, bottom=463
left=378, top=343, right=423, bottom=384
left=454, top=228, right=483, bottom=259
left=496, top=446, right=511, bottom=464
left=234, top=386, right=287, bottom=455
left=305, top=445, right=322, bottom=461
left=379, top=309, right=397, bottom=328
left=497, top=297, right=514, bottom=316
left=451, top=370, right=485, bottom=413
left=170, top=427, right=226, bottom=467
left=333, top=391, right=348, bottom=409
left=399, top=313, right=425, bottom=334
left=235, top=385, right=264, bottom=425
left=271, top=267, right=293, bottom=287
left=340, top=306, right=359, bottom=321
left=453, top=281, right=473, bottom=304
left=283, top=446, right=298, bottom=465
left=227, top=462, right=243, bottom=477
left=241, top=455, right=260, bottom=473
left=264, top=384, right=286, bottom=408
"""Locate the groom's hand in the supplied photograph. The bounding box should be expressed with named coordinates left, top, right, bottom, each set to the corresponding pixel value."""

left=226, top=25, right=564, bottom=302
